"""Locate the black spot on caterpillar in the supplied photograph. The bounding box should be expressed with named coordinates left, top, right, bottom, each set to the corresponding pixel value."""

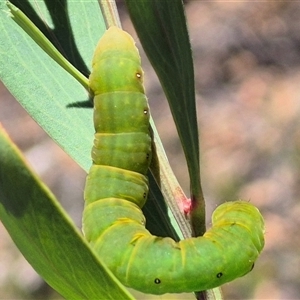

left=83, top=26, right=265, bottom=295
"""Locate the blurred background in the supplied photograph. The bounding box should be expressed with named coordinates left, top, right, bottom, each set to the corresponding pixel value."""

left=1, top=1, right=300, bottom=299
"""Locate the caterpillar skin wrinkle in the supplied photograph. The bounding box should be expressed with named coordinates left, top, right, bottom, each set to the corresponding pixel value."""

left=83, top=26, right=265, bottom=294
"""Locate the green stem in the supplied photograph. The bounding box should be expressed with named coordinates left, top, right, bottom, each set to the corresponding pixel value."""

left=150, top=118, right=192, bottom=239
left=98, top=0, right=121, bottom=28
left=6, top=1, right=89, bottom=90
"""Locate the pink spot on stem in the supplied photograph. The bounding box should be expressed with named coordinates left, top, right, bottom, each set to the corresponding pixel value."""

left=183, top=198, right=192, bottom=215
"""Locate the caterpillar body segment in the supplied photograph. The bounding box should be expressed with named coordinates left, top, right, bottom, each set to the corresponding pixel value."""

left=83, top=26, right=265, bottom=294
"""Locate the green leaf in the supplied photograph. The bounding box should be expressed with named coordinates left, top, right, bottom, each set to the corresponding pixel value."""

left=0, top=0, right=104, bottom=171
left=0, top=125, right=134, bottom=300
left=125, top=0, right=206, bottom=235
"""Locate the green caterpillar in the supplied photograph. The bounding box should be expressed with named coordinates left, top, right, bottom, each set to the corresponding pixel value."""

left=83, top=26, right=265, bottom=294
